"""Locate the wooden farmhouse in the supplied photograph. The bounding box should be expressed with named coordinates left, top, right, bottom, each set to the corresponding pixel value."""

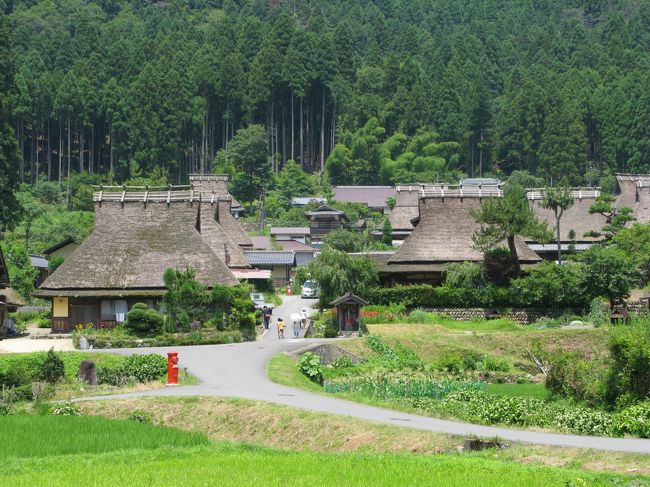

left=35, top=180, right=261, bottom=332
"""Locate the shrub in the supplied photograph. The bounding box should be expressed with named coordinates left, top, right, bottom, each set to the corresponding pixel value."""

left=545, top=352, right=606, bottom=405
left=365, top=284, right=510, bottom=308
left=587, top=297, right=610, bottom=326
left=443, top=261, right=486, bottom=289
left=605, top=323, right=650, bottom=405
left=126, top=303, right=165, bottom=334
left=296, top=352, right=324, bottom=384
left=481, top=355, right=510, bottom=372
left=39, top=348, right=65, bottom=384
left=51, top=400, right=82, bottom=416
left=437, top=352, right=463, bottom=374
left=129, top=409, right=154, bottom=423
left=509, top=261, right=589, bottom=308
left=549, top=406, right=613, bottom=436
left=612, top=401, right=650, bottom=438
left=331, top=355, right=355, bottom=369
left=122, top=354, right=167, bottom=383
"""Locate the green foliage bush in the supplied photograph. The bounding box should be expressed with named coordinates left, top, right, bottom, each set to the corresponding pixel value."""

left=612, top=401, right=650, bottom=438
left=509, top=261, right=589, bottom=308
left=544, top=352, right=606, bottom=405
left=126, top=303, right=165, bottom=334
left=296, top=352, right=324, bottom=384
left=39, top=348, right=65, bottom=384
left=443, top=262, right=486, bottom=289
left=587, top=297, right=610, bottom=326
left=605, top=323, right=650, bottom=405
left=365, top=284, right=510, bottom=308
left=122, top=354, right=167, bottom=383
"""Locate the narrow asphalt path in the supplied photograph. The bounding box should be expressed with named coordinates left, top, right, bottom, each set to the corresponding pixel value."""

left=85, top=296, right=650, bottom=454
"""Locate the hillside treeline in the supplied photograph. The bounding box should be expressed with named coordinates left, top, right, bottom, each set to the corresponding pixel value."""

left=4, top=0, right=650, bottom=188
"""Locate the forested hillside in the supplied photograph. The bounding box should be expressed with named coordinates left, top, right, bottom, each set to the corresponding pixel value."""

left=3, top=0, right=650, bottom=191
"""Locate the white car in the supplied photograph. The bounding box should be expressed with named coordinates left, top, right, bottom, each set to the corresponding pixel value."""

left=250, top=293, right=274, bottom=310
left=301, top=280, right=320, bottom=299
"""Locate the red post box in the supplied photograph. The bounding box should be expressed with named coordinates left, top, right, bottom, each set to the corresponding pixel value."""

left=167, top=351, right=179, bottom=385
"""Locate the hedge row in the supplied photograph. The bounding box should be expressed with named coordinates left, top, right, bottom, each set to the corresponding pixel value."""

left=77, top=330, right=243, bottom=349
left=365, top=285, right=512, bottom=308
left=365, top=285, right=588, bottom=309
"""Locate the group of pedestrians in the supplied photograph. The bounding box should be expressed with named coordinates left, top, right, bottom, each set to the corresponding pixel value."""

left=262, top=306, right=308, bottom=339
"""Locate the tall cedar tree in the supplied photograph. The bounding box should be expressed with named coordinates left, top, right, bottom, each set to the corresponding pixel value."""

left=470, top=183, right=552, bottom=276
left=0, top=12, right=20, bottom=231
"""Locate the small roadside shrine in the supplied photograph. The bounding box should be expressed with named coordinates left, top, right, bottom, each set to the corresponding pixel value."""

left=329, top=292, right=368, bottom=334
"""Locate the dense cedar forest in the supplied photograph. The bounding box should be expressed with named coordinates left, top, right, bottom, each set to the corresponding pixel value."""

left=2, top=0, right=650, bottom=189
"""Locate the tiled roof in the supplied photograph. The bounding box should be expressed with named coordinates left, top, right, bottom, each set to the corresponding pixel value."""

left=277, top=240, right=315, bottom=252
left=333, top=186, right=396, bottom=208
left=270, top=227, right=310, bottom=235
left=244, top=251, right=296, bottom=266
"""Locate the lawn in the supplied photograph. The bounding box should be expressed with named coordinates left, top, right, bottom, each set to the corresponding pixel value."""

left=1, top=415, right=647, bottom=486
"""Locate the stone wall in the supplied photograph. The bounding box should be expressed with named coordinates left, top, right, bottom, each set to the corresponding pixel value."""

left=425, top=308, right=572, bottom=325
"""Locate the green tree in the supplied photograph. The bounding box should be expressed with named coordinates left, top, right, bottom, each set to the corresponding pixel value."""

left=307, top=247, right=378, bottom=308
left=541, top=180, right=574, bottom=264
left=162, top=267, right=208, bottom=331
left=274, top=160, right=314, bottom=207
left=381, top=218, right=392, bottom=246
left=580, top=245, right=640, bottom=306
left=2, top=242, right=37, bottom=302
left=323, top=229, right=364, bottom=253
left=0, top=12, right=20, bottom=231
left=470, top=183, right=552, bottom=276
left=214, top=124, right=270, bottom=203
left=588, top=194, right=635, bottom=238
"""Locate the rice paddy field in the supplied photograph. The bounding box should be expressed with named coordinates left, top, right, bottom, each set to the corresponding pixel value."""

left=1, top=414, right=648, bottom=486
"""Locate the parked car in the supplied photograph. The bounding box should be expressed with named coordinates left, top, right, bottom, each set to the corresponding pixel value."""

left=301, top=280, right=320, bottom=299
left=250, top=293, right=274, bottom=310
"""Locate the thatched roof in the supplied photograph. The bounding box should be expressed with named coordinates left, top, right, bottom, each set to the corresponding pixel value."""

left=529, top=197, right=607, bottom=242
left=634, top=186, right=650, bottom=223
left=0, top=287, right=25, bottom=306
left=388, top=197, right=541, bottom=265
left=189, top=174, right=243, bottom=209
left=388, top=205, right=419, bottom=231
left=199, top=201, right=250, bottom=267
left=38, top=200, right=238, bottom=293
left=0, top=247, right=8, bottom=287
left=216, top=198, right=253, bottom=247
left=395, top=185, right=422, bottom=207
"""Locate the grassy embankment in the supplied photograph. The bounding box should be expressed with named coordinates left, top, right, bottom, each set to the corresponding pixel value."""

left=0, top=351, right=198, bottom=400
left=1, top=413, right=648, bottom=486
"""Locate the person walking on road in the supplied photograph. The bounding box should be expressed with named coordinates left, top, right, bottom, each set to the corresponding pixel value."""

left=262, top=305, right=272, bottom=330
left=300, top=308, right=308, bottom=329
left=277, top=318, right=285, bottom=339
left=292, top=317, right=301, bottom=338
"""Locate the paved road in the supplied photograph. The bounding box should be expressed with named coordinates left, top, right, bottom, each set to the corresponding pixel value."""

left=84, top=295, right=650, bottom=454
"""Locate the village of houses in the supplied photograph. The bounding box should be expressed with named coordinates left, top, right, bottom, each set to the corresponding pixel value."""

left=1, top=172, right=649, bottom=336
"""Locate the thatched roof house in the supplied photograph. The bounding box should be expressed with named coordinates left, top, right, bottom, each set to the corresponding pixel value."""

left=189, top=174, right=244, bottom=217
left=616, top=174, right=650, bottom=224
left=384, top=195, right=540, bottom=285
left=36, top=189, right=241, bottom=332
left=526, top=188, right=607, bottom=259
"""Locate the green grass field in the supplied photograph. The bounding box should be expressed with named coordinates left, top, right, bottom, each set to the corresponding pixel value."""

left=1, top=415, right=646, bottom=486
left=486, top=383, right=550, bottom=400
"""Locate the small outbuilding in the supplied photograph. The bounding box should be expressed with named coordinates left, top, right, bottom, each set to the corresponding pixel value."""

left=329, top=292, right=368, bottom=334
left=610, top=308, right=630, bottom=325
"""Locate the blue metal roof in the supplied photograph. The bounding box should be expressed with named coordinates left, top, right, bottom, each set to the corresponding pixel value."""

left=244, top=251, right=295, bottom=266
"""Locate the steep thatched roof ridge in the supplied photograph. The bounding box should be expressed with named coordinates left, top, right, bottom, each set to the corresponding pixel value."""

left=216, top=199, right=253, bottom=247
left=616, top=175, right=639, bottom=209
left=388, top=205, right=419, bottom=231
left=199, top=203, right=250, bottom=268
left=634, top=187, right=650, bottom=223
left=530, top=198, right=607, bottom=242
left=389, top=197, right=540, bottom=264
left=189, top=174, right=242, bottom=209
left=40, top=201, right=238, bottom=290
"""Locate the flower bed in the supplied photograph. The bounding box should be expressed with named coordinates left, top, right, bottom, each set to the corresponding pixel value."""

left=74, top=330, right=242, bottom=349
